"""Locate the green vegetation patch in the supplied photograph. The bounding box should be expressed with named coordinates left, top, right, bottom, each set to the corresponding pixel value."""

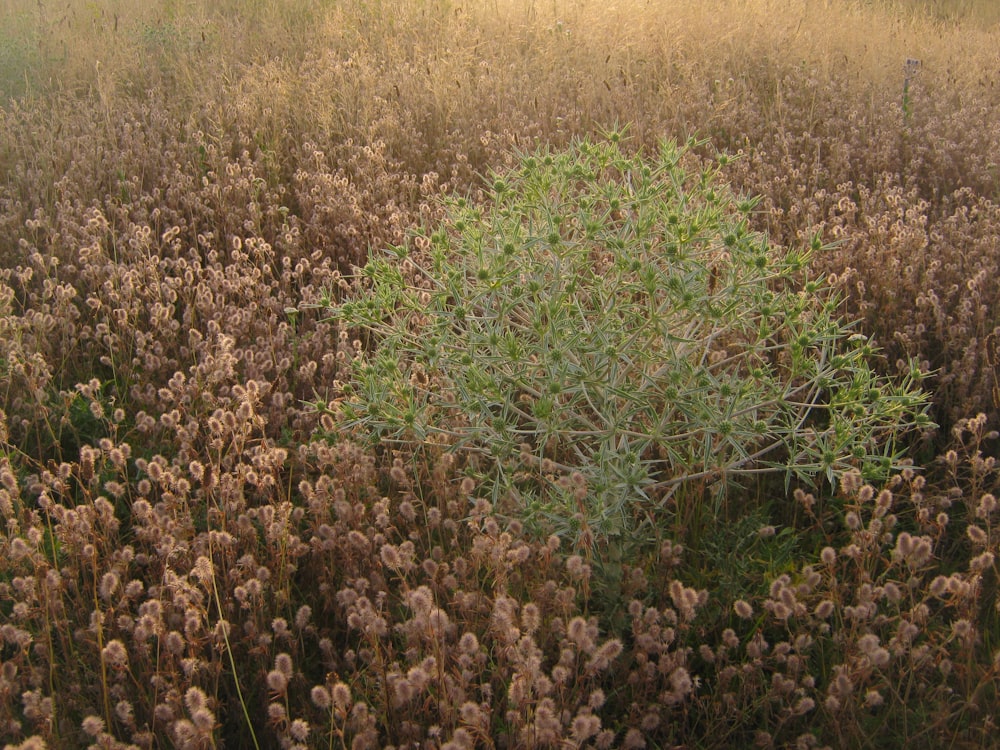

left=317, top=133, right=932, bottom=547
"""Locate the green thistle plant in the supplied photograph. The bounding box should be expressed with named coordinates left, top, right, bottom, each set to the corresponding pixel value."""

left=316, top=133, right=932, bottom=547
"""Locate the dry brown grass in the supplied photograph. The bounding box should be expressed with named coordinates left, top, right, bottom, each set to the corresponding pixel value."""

left=1, top=0, right=999, bottom=747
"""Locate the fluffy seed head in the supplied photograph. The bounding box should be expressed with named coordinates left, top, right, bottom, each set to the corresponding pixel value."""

left=191, top=707, right=216, bottom=733
left=185, top=686, right=208, bottom=714
left=266, top=670, right=289, bottom=694
left=275, top=652, right=293, bottom=677
left=289, top=719, right=310, bottom=741
left=331, top=682, right=352, bottom=710
left=311, top=685, right=332, bottom=709
left=571, top=712, right=601, bottom=742
left=102, top=640, right=128, bottom=670
left=82, top=715, right=105, bottom=737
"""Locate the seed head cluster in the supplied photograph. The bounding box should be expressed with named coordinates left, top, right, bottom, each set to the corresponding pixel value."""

left=1, top=1, right=999, bottom=748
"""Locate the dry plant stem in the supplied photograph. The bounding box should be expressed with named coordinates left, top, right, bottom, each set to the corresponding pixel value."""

left=207, top=500, right=256, bottom=750
left=38, top=572, right=61, bottom=745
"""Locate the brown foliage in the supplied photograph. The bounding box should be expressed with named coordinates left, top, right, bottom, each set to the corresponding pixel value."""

left=1, top=0, right=999, bottom=747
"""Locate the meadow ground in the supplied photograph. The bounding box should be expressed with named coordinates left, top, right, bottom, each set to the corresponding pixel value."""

left=1, top=0, right=999, bottom=747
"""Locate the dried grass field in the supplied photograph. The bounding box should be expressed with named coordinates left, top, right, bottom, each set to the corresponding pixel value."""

left=1, top=0, right=1000, bottom=747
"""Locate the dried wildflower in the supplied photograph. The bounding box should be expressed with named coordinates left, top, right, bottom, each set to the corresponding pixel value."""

left=399, top=500, right=416, bottom=522
left=103, top=480, right=126, bottom=498
left=863, top=689, right=884, bottom=708
left=588, top=688, right=606, bottom=709
left=566, top=554, right=589, bottom=579
left=113, top=698, right=136, bottom=725
left=459, top=632, right=479, bottom=654
left=272, top=618, right=289, bottom=638
left=585, top=639, right=623, bottom=673
left=669, top=579, right=704, bottom=621
left=967, top=525, right=988, bottom=546
left=311, top=685, right=332, bottom=710
left=571, top=712, right=601, bottom=742
left=734, top=599, right=754, bottom=619
left=177, top=685, right=206, bottom=718
left=190, top=556, right=214, bottom=586
left=814, top=600, right=835, bottom=619
left=459, top=701, right=483, bottom=726
left=267, top=702, right=287, bottom=724
left=673, top=668, right=698, bottom=701
left=839, top=470, right=862, bottom=495
left=157, top=628, right=184, bottom=657
left=793, top=697, right=815, bottom=715
left=414, top=658, right=435, bottom=690
left=146, top=460, right=164, bottom=483
left=389, top=463, right=408, bottom=484
left=289, top=719, right=310, bottom=742
left=525, top=698, right=561, bottom=743
left=623, top=727, right=647, bottom=749
left=443, top=728, right=475, bottom=750
left=0, top=466, right=17, bottom=493
left=124, top=579, right=144, bottom=599
left=294, top=605, right=312, bottom=630
left=331, top=682, right=352, bottom=711
left=267, top=669, right=289, bottom=694
left=635, top=711, right=659, bottom=731
left=102, top=639, right=128, bottom=670
left=929, top=575, right=948, bottom=597
left=521, top=602, right=541, bottom=633
left=971, top=551, right=995, bottom=572
left=794, top=488, right=816, bottom=512
left=81, top=716, right=105, bottom=737
left=747, top=632, right=768, bottom=659
left=275, top=652, right=293, bottom=677
left=551, top=664, right=570, bottom=686
left=953, top=618, right=974, bottom=638
left=154, top=703, right=174, bottom=723
left=170, top=719, right=198, bottom=748
left=406, top=585, right=433, bottom=614
left=834, top=671, right=854, bottom=697
left=19, top=690, right=50, bottom=724
left=392, top=676, right=415, bottom=705
left=977, top=493, right=998, bottom=518
left=10, top=537, right=31, bottom=560
left=380, top=543, right=402, bottom=569
left=567, top=616, right=594, bottom=650
left=820, top=546, right=837, bottom=566
left=883, top=582, right=901, bottom=603
left=192, top=707, right=216, bottom=733
left=98, top=571, right=120, bottom=601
